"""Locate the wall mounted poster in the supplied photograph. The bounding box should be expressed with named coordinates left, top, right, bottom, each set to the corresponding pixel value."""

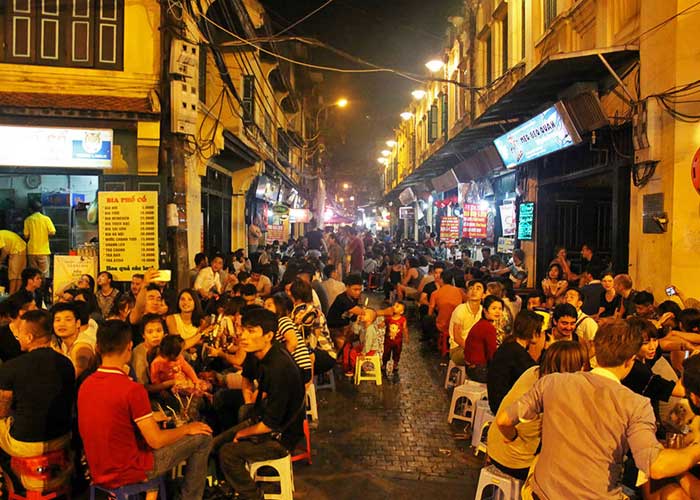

left=463, top=203, right=489, bottom=239
left=439, top=216, right=460, bottom=242
left=53, top=255, right=97, bottom=302
left=99, top=191, right=158, bottom=281
left=500, top=203, right=517, bottom=236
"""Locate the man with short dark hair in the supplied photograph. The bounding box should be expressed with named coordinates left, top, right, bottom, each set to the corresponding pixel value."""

left=448, top=279, right=485, bottom=366
left=549, top=303, right=579, bottom=343
left=633, top=291, right=657, bottom=320
left=321, top=264, right=345, bottom=314
left=52, top=302, right=95, bottom=378
left=326, top=273, right=364, bottom=329
left=189, top=252, right=209, bottom=288
left=498, top=321, right=700, bottom=499
left=0, top=310, right=74, bottom=463
left=21, top=267, right=44, bottom=310
left=344, top=228, right=364, bottom=275
left=564, top=288, right=598, bottom=343
left=218, top=308, right=305, bottom=500
left=78, top=320, right=212, bottom=496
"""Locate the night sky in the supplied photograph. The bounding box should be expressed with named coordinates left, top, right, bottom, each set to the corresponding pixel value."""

left=259, top=0, right=460, bottom=190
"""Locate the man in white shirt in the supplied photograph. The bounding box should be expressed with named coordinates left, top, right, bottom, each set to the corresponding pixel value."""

left=564, top=288, right=598, bottom=344
left=448, top=280, right=485, bottom=365
left=321, top=264, right=345, bottom=313
left=194, top=255, right=225, bottom=301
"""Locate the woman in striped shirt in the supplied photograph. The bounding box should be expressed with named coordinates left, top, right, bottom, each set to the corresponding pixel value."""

left=264, top=293, right=313, bottom=385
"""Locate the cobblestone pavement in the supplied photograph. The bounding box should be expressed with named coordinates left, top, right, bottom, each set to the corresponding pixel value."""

left=293, top=294, right=484, bottom=499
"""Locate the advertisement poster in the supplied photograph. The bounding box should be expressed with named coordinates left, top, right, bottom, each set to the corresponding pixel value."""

left=493, top=103, right=582, bottom=169
left=266, top=223, right=287, bottom=244
left=518, top=202, right=535, bottom=240
left=500, top=203, right=517, bottom=236
left=463, top=203, right=489, bottom=239
left=497, top=237, right=515, bottom=254
left=439, top=216, right=460, bottom=242
left=99, top=191, right=158, bottom=281
left=53, top=255, right=97, bottom=302
left=399, top=207, right=415, bottom=220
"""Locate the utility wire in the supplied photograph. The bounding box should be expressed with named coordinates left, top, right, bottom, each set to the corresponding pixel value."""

left=273, top=0, right=334, bottom=37
left=626, top=0, right=700, bottom=44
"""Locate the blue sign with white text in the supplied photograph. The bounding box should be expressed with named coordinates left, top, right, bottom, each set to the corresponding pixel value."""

left=494, top=103, right=581, bottom=169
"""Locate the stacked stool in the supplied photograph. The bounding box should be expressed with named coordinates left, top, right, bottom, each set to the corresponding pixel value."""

left=354, top=354, right=382, bottom=386
left=447, top=380, right=487, bottom=427
left=443, top=359, right=466, bottom=389
left=305, top=383, right=319, bottom=423
left=248, top=454, right=294, bottom=500
left=471, top=400, right=495, bottom=455
left=474, top=464, right=522, bottom=500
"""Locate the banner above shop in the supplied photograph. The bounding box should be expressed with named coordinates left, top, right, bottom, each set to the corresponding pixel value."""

left=430, top=169, right=459, bottom=194
left=398, top=187, right=416, bottom=206
left=463, top=203, right=489, bottom=239
left=0, top=125, right=113, bottom=168
left=289, top=208, right=312, bottom=223
left=493, top=102, right=582, bottom=169
left=439, top=216, right=460, bottom=242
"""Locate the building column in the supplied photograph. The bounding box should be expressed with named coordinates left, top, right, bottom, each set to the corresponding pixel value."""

left=414, top=201, right=420, bottom=241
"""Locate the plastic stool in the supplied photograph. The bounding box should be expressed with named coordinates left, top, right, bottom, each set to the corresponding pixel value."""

left=90, top=476, right=166, bottom=500
left=447, top=381, right=487, bottom=426
left=471, top=400, right=495, bottom=455
left=443, top=359, right=466, bottom=389
left=474, top=464, right=522, bottom=500
left=305, top=383, right=318, bottom=422
left=248, top=454, right=294, bottom=500
left=314, top=369, right=336, bottom=392
left=354, top=354, right=382, bottom=386
left=292, top=418, right=312, bottom=465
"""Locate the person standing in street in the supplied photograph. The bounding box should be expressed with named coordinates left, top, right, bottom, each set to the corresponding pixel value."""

left=0, top=229, right=27, bottom=293
left=248, top=219, right=263, bottom=257
left=23, top=201, right=55, bottom=279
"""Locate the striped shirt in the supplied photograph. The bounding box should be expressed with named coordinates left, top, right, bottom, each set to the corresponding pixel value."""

left=275, top=316, right=312, bottom=372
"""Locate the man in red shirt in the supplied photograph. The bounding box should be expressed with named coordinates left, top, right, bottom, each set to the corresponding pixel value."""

left=78, top=320, right=212, bottom=497
left=345, top=228, right=365, bottom=275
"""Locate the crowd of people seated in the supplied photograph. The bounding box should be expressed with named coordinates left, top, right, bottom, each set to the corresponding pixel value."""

left=0, top=226, right=698, bottom=499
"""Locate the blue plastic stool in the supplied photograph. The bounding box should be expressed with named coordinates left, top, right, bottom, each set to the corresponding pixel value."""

left=89, top=477, right=166, bottom=500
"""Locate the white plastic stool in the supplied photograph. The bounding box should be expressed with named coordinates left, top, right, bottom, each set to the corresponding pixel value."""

left=443, top=359, right=466, bottom=389
left=314, top=369, right=336, bottom=391
left=447, top=381, right=487, bottom=426
left=248, top=454, right=294, bottom=500
left=305, top=383, right=318, bottom=422
left=474, top=464, right=522, bottom=500
left=354, top=354, right=382, bottom=386
left=471, top=400, right=495, bottom=455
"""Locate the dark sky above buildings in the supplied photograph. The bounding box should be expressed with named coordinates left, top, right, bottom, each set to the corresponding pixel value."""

left=259, top=0, right=460, bottom=187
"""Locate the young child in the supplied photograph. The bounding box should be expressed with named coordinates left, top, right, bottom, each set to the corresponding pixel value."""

left=382, top=301, right=408, bottom=375
left=149, top=335, right=210, bottom=395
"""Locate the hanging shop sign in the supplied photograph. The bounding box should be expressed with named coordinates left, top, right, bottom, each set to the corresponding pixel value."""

left=0, top=125, right=113, bottom=168
left=98, top=191, right=159, bottom=281
left=289, top=208, right=312, bottom=223
left=497, top=237, right=515, bottom=254
left=439, top=216, right=460, bottom=242
left=462, top=203, right=489, bottom=239
left=493, top=102, right=582, bottom=169
left=53, top=255, right=97, bottom=302
left=255, top=175, right=280, bottom=203
left=272, top=203, right=290, bottom=216
left=518, top=202, right=535, bottom=240
left=266, top=223, right=287, bottom=244
left=398, top=187, right=416, bottom=206
left=499, top=203, right=517, bottom=236
left=399, top=206, right=415, bottom=220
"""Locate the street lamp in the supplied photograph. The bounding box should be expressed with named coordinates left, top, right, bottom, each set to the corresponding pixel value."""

left=377, top=157, right=388, bottom=165
left=381, top=150, right=390, bottom=157
left=308, top=98, right=349, bottom=143
left=411, top=90, right=427, bottom=100
left=336, top=98, right=348, bottom=108
left=386, top=140, right=397, bottom=147
left=339, top=197, right=345, bottom=202
left=425, top=59, right=445, bottom=73
left=342, top=182, right=350, bottom=189
left=349, top=196, right=355, bottom=201
left=400, top=111, right=414, bottom=121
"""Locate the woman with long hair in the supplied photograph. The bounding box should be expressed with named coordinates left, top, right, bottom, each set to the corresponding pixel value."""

left=542, top=263, right=568, bottom=309
left=165, top=289, right=205, bottom=349
left=463, top=295, right=505, bottom=382
left=264, top=292, right=313, bottom=384
left=487, top=341, right=588, bottom=481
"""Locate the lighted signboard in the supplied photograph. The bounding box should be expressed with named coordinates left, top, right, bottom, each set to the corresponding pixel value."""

left=0, top=125, right=113, bottom=168
left=439, top=216, right=460, bottom=242
left=399, top=207, right=415, bottom=220
left=518, top=202, right=535, bottom=240
left=463, top=203, right=489, bottom=239
left=493, top=102, right=581, bottom=169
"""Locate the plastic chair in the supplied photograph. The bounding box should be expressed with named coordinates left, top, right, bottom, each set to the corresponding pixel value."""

left=471, top=400, right=495, bottom=455
left=305, top=383, right=318, bottom=423
left=7, top=449, right=72, bottom=500
left=90, top=476, right=166, bottom=500
left=292, top=419, right=312, bottom=465
left=314, top=369, right=336, bottom=392
left=474, top=464, right=522, bottom=500
left=443, top=359, right=466, bottom=389
left=447, top=381, right=487, bottom=426
left=354, top=354, right=382, bottom=386
left=248, top=454, right=294, bottom=500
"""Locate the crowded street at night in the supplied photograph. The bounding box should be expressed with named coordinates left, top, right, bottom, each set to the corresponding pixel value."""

left=0, top=1, right=700, bottom=499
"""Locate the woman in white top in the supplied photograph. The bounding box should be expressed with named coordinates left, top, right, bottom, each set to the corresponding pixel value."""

left=165, top=289, right=205, bottom=349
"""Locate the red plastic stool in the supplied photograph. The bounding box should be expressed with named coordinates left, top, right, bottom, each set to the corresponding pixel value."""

left=438, top=330, right=449, bottom=356
left=7, top=449, right=72, bottom=500
left=292, top=419, right=312, bottom=465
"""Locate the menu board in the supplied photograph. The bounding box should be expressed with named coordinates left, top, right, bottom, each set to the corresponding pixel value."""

left=439, top=216, right=460, bottom=242
left=99, top=191, right=158, bottom=281
left=518, top=202, right=535, bottom=240
left=463, top=203, right=489, bottom=239
left=266, top=223, right=287, bottom=244
left=500, top=203, right=517, bottom=236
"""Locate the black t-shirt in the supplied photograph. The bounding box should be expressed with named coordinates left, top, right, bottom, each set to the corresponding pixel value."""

left=306, top=230, right=324, bottom=251
left=0, top=347, right=75, bottom=442
left=419, top=282, right=438, bottom=315
left=241, top=344, right=304, bottom=450
left=0, top=325, right=21, bottom=363
left=326, top=292, right=358, bottom=328
left=581, top=282, right=604, bottom=316
left=487, top=341, right=536, bottom=415
left=599, top=292, right=621, bottom=318
left=622, top=355, right=675, bottom=404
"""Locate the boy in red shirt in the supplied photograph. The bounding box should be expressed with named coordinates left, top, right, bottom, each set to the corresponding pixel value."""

left=382, top=301, right=408, bottom=375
